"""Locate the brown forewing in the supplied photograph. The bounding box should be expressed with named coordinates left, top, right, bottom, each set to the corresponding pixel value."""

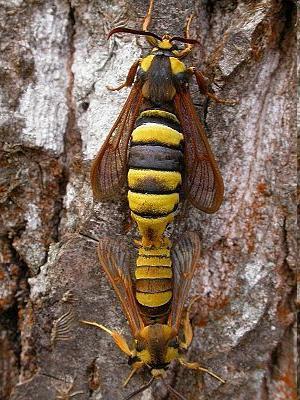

left=168, top=232, right=201, bottom=333
left=174, top=88, right=224, bottom=213
left=97, top=238, right=144, bottom=337
left=90, top=80, right=144, bottom=201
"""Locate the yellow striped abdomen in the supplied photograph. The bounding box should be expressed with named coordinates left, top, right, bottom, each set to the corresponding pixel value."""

left=128, top=169, right=182, bottom=192
left=127, top=109, right=183, bottom=247
left=127, top=109, right=183, bottom=320
left=135, top=246, right=172, bottom=319
left=131, top=123, right=183, bottom=147
left=128, top=192, right=179, bottom=215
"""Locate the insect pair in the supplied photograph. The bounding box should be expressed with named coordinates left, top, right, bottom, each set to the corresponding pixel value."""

left=82, top=0, right=235, bottom=398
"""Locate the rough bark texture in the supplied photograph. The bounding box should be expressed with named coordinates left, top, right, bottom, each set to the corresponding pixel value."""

left=0, top=1, right=297, bottom=399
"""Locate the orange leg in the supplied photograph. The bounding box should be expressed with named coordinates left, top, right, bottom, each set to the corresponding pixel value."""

left=142, top=0, right=154, bottom=31
left=176, top=13, right=195, bottom=58
left=123, top=209, right=133, bottom=234
left=107, top=59, right=140, bottom=91
left=180, top=295, right=201, bottom=350
left=80, top=320, right=133, bottom=357
left=123, top=362, right=144, bottom=387
left=180, top=359, right=226, bottom=384
left=188, top=67, right=238, bottom=105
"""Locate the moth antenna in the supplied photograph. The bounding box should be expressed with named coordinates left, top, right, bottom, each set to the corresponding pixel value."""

left=170, top=36, right=199, bottom=45
left=123, top=376, right=155, bottom=400
left=165, top=383, right=187, bottom=400
left=107, top=27, right=161, bottom=41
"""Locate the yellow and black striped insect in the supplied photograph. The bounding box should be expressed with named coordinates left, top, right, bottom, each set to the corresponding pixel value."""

left=83, top=0, right=233, bottom=398
left=82, top=233, right=225, bottom=399
left=90, top=0, right=234, bottom=318
left=91, top=8, right=230, bottom=236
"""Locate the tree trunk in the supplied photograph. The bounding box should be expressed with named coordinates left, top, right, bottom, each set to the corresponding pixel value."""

left=0, top=1, right=296, bottom=399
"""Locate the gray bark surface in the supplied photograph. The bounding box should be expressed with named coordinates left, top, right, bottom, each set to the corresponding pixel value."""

left=0, top=1, right=296, bottom=399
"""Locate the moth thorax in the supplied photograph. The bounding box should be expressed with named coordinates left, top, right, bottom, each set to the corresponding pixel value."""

left=140, top=324, right=176, bottom=365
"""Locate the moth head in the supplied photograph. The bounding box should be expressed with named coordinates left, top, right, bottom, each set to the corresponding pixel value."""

left=107, top=28, right=199, bottom=58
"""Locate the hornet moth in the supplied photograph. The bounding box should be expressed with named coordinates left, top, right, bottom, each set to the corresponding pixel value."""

left=82, top=233, right=225, bottom=399
left=83, top=0, right=234, bottom=398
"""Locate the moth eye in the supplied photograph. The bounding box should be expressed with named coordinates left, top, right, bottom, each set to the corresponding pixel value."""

left=169, top=338, right=179, bottom=348
left=128, top=356, right=139, bottom=366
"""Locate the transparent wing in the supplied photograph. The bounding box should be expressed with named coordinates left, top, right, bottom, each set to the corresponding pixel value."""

left=98, top=238, right=144, bottom=337
left=91, top=81, right=143, bottom=201
left=168, top=232, right=201, bottom=332
left=174, top=89, right=224, bottom=213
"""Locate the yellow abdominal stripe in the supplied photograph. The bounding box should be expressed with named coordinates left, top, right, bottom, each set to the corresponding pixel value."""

left=131, top=123, right=183, bottom=147
left=128, top=191, right=179, bottom=214
left=138, top=247, right=170, bottom=257
left=135, top=267, right=172, bottom=279
left=131, top=212, right=174, bottom=242
left=138, top=110, right=179, bottom=124
left=128, top=169, right=182, bottom=191
left=136, top=291, right=172, bottom=307
left=137, top=256, right=172, bottom=267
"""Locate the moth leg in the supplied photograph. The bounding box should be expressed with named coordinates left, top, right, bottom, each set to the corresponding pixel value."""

left=142, top=0, right=154, bottom=31
left=176, top=13, right=194, bottom=58
left=123, top=208, right=133, bottom=234
left=80, top=320, right=133, bottom=357
left=123, top=361, right=144, bottom=387
left=107, top=59, right=140, bottom=91
left=180, top=295, right=201, bottom=350
left=141, top=0, right=158, bottom=46
left=179, top=358, right=226, bottom=384
left=188, top=67, right=238, bottom=105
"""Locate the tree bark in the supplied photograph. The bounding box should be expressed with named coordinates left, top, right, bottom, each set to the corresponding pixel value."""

left=0, top=1, right=296, bottom=399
